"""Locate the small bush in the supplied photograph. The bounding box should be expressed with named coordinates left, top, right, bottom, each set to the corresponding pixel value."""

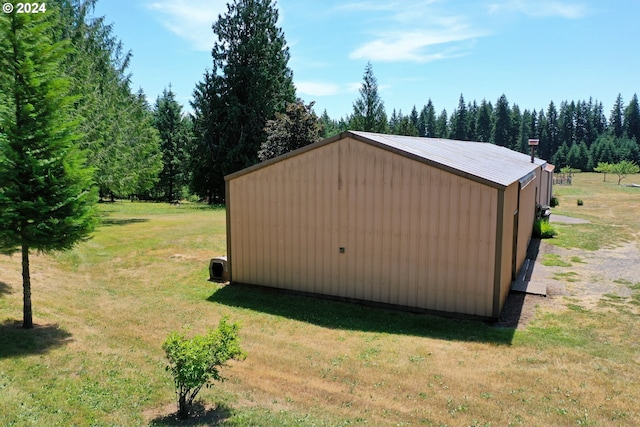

left=163, top=317, right=246, bottom=419
left=550, top=196, right=559, bottom=207
left=577, top=199, right=584, bottom=206
left=533, top=218, right=557, bottom=239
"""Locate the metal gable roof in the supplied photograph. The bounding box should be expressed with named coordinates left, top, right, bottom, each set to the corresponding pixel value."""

left=349, top=131, right=545, bottom=189
left=225, top=131, right=547, bottom=189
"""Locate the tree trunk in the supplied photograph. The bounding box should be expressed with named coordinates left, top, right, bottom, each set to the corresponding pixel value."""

left=177, top=392, right=188, bottom=419
left=22, top=242, right=33, bottom=329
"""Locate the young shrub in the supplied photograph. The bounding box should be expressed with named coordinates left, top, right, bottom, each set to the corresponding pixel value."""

left=550, top=196, right=559, bottom=207
left=577, top=199, right=584, bottom=206
left=163, top=317, right=246, bottom=419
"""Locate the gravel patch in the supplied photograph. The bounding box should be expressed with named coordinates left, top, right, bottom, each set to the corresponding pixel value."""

left=497, top=239, right=639, bottom=329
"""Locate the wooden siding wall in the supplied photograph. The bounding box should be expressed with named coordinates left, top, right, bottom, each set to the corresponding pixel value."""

left=228, top=137, right=501, bottom=317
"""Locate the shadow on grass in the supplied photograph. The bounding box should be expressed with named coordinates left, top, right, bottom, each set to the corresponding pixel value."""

left=209, top=285, right=516, bottom=345
left=0, top=319, right=73, bottom=359
left=99, top=218, right=150, bottom=227
left=0, top=281, right=11, bottom=297
left=149, top=402, right=232, bottom=426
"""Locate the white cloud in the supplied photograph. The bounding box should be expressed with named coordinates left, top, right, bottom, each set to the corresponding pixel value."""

left=146, top=0, right=227, bottom=51
left=338, top=1, right=486, bottom=63
left=296, top=82, right=341, bottom=97
left=349, top=25, right=484, bottom=63
left=488, top=0, right=588, bottom=19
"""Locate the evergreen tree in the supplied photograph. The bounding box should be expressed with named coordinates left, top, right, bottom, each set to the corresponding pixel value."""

left=154, top=87, right=190, bottom=201
left=552, top=141, right=570, bottom=168
left=52, top=0, right=162, bottom=200
left=610, top=93, right=624, bottom=138
left=127, top=90, right=163, bottom=198
left=592, top=100, right=608, bottom=136
left=189, top=72, right=219, bottom=201
left=574, top=100, right=589, bottom=145
left=492, top=94, right=512, bottom=147
left=566, top=141, right=590, bottom=171
left=320, top=109, right=340, bottom=138
left=435, top=109, right=448, bottom=138
left=591, top=135, right=614, bottom=166
left=558, top=101, right=576, bottom=146
left=536, top=109, right=549, bottom=160
left=394, top=116, right=419, bottom=136
left=388, top=108, right=400, bottom=134
left=421, top=100, right=437, bottom=137
left=583, top=98, right=597, bottom=146
left=476, top=99, right=492, bottom=142
left=545, top=101, right=560, bottom=161
left=624, top=93, right=640, bottom=142
left=409, top=106, right=420, bottom=134
left=467, top=100, right=478, bottom=141
left=511, top=104, right=522, bottom=151
left=0, top=7, right=98, bottom=328
left=258, top=99, right=323, bottom=160
left=191, top=0, right=295, bottom=201
left=350, top=62, right=388, bottom=133
left=517, top=109, right=535, bottom=154
left=449, top=94, right=469, bottom=140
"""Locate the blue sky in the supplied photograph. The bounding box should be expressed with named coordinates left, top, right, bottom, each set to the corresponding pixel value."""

left=94, top=0, right=638, bottom=120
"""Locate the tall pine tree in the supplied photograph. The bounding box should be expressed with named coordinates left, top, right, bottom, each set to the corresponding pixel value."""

left=492, top=94, right=512, bottom=147
left=0, top=7, right=98, bottom=328
left=191, top=0, right=295, bottom=201
left=610, top=94, right=624, bottom=138
left=624, top=93, right=640, bottom=143
left=154, top=87, right=190, bottom=201
left=350, top=62, right=389, bottom=133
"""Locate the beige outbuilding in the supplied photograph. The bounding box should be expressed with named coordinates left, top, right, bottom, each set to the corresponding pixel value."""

left=224, top=131, right=553, bottom=319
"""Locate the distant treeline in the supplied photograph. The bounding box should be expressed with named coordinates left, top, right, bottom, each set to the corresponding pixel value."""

left=320, top=93, right=640, bottom=171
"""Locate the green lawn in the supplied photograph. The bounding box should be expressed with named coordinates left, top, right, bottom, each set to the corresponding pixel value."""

left=1, top=178, right=639, bottom=426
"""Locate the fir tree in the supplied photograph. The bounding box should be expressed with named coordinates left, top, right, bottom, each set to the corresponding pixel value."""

left=492, top=94, right=512, bottom=147
left=610, top=94, right=624, bottom=138
left=53, top=0, right=162, bottom=200
left=545, top=101, right=559, bottom=160
left=435, top=109, right=448, bottom=138
left=475, top=100, right=492, bottom=142
left=191, top=0, right=295, bottom=201
left=320, top=109, right=340, bottom=138
left=154, top=87, right=190, bottom=201
left=624, top=93, right=640, bottom=143
left=422, top=100, right=437, bottom=137
left=350, top=62, right=389, bottom=133
left=449, top=94, right=469, bottom=140
left=0, top=7, right=98, bottom=328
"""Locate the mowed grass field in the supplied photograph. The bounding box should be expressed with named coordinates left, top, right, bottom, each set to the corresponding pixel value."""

left=0, top=173, right=639, bottom=426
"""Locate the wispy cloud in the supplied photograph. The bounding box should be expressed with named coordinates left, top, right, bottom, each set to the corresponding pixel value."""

left=488, top=0, right=588, bottom=19
left=349, top=28, right=480, bottom=62
left=296, top=82, right=341, bottom=97
left=337, top=1, right=486, bottom=63
left=146, top=0, right=227, bottom=51
left=350, top=13, right=485, bottom=63
left=296, top=81, right=362, bottom=98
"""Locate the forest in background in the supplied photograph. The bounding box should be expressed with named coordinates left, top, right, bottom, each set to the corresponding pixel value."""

left=2, top=0, right=638, bottom=205
left=320, top=86, right=640, bottom=175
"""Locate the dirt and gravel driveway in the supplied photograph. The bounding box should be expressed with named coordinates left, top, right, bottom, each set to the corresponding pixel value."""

left=497, top=219, right=640, bottom=329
